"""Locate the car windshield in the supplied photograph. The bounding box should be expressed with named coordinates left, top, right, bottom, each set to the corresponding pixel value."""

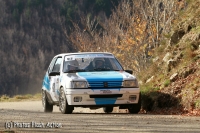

left=63, top=53, right=123, bottom=73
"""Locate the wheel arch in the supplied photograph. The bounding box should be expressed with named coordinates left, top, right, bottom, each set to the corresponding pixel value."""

left=42, top=89, right=54, bottom=105
left=59, top=86, right=69, bottom=103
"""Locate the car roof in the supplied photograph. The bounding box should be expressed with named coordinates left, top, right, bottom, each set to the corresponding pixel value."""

left=55, top=52, right=114, bottom=57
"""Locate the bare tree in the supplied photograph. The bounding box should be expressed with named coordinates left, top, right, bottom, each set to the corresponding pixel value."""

left=68, top=0, right=183, bottom=75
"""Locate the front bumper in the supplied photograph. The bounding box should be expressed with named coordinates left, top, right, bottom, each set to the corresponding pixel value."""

left=65, top=88, right=140, bottom=105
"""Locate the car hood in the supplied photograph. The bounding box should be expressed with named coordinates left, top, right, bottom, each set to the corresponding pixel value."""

left=64, top=71, right=136, bottom=81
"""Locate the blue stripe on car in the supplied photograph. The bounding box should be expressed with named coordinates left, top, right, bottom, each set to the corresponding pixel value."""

left=42, top=73, right=50, bottom=91
left=77, top=71, right=123, bottom=105
left=95, top=98, right=117, bottom=105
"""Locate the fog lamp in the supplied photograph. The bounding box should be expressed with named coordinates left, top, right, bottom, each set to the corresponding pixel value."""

left=74, top=96, right=82, bottom=102
left=129, top=95, right=137, bottom=102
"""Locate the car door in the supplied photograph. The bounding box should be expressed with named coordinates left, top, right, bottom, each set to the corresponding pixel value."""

left=49, top=57, right=62, bottom=102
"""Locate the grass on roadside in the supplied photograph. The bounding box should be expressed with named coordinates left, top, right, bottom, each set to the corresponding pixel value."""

left=0, top=93, right=41, bottom=102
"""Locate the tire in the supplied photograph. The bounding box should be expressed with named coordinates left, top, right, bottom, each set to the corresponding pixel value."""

left=59, top=87, right=73, bottom=114
left=103, top=106, right=113, bottom=113
left=128, top=93, right=141, bottom=114
left=42, top=90, right=53, bottom=113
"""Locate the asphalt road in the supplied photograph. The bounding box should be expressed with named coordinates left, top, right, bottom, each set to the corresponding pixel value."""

left=0, top=101, right=200, bottom=133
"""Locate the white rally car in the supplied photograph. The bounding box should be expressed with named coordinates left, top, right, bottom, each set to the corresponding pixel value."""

left=42, top=52, right=141, bottom=114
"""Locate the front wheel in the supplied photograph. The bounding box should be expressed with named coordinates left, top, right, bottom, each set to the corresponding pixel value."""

left=42, top=90, right=53, bottom=113
left=59, top=87, right=74, bottom=114
left=128, top=93, right=141, bottom=114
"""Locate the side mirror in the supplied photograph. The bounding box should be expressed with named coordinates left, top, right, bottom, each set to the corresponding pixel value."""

left=49, top=71, right=60, bottom=76
left=125, top=70, right=133, bottom=74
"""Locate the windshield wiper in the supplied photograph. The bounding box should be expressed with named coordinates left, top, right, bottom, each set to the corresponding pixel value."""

left=93, top=68, right=111, bottom=71
left=65, top=69, right=85, bottom=73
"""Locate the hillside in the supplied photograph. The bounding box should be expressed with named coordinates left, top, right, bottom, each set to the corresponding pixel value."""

left=0, top=0, right=118, bottom=96
left=0, top=0, right=75, bottom=96
left=139, top=0, right=200, bottom=115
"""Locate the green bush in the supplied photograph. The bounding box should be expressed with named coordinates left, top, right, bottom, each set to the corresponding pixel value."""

left=164, top=80, right=171, bottom=87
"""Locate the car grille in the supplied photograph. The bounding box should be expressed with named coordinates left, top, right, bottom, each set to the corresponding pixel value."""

left=88, top=81, right=122, bottom=88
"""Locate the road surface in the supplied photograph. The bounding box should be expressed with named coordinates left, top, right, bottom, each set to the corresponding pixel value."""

left=0, top=101, right=200, bottom=133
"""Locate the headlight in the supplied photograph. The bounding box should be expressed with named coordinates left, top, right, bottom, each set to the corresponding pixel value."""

left=123, top=80, right=138, bottom=87
left=72, top=81, right=88, bottom=88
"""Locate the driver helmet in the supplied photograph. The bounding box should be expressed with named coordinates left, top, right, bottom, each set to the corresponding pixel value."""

left=92, top=58, right=105, bottom=68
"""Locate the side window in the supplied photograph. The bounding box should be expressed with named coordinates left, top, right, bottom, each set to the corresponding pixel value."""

left=48, top=58, right=57, bottom=73
left=52, top=57, right=62, bottom=72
